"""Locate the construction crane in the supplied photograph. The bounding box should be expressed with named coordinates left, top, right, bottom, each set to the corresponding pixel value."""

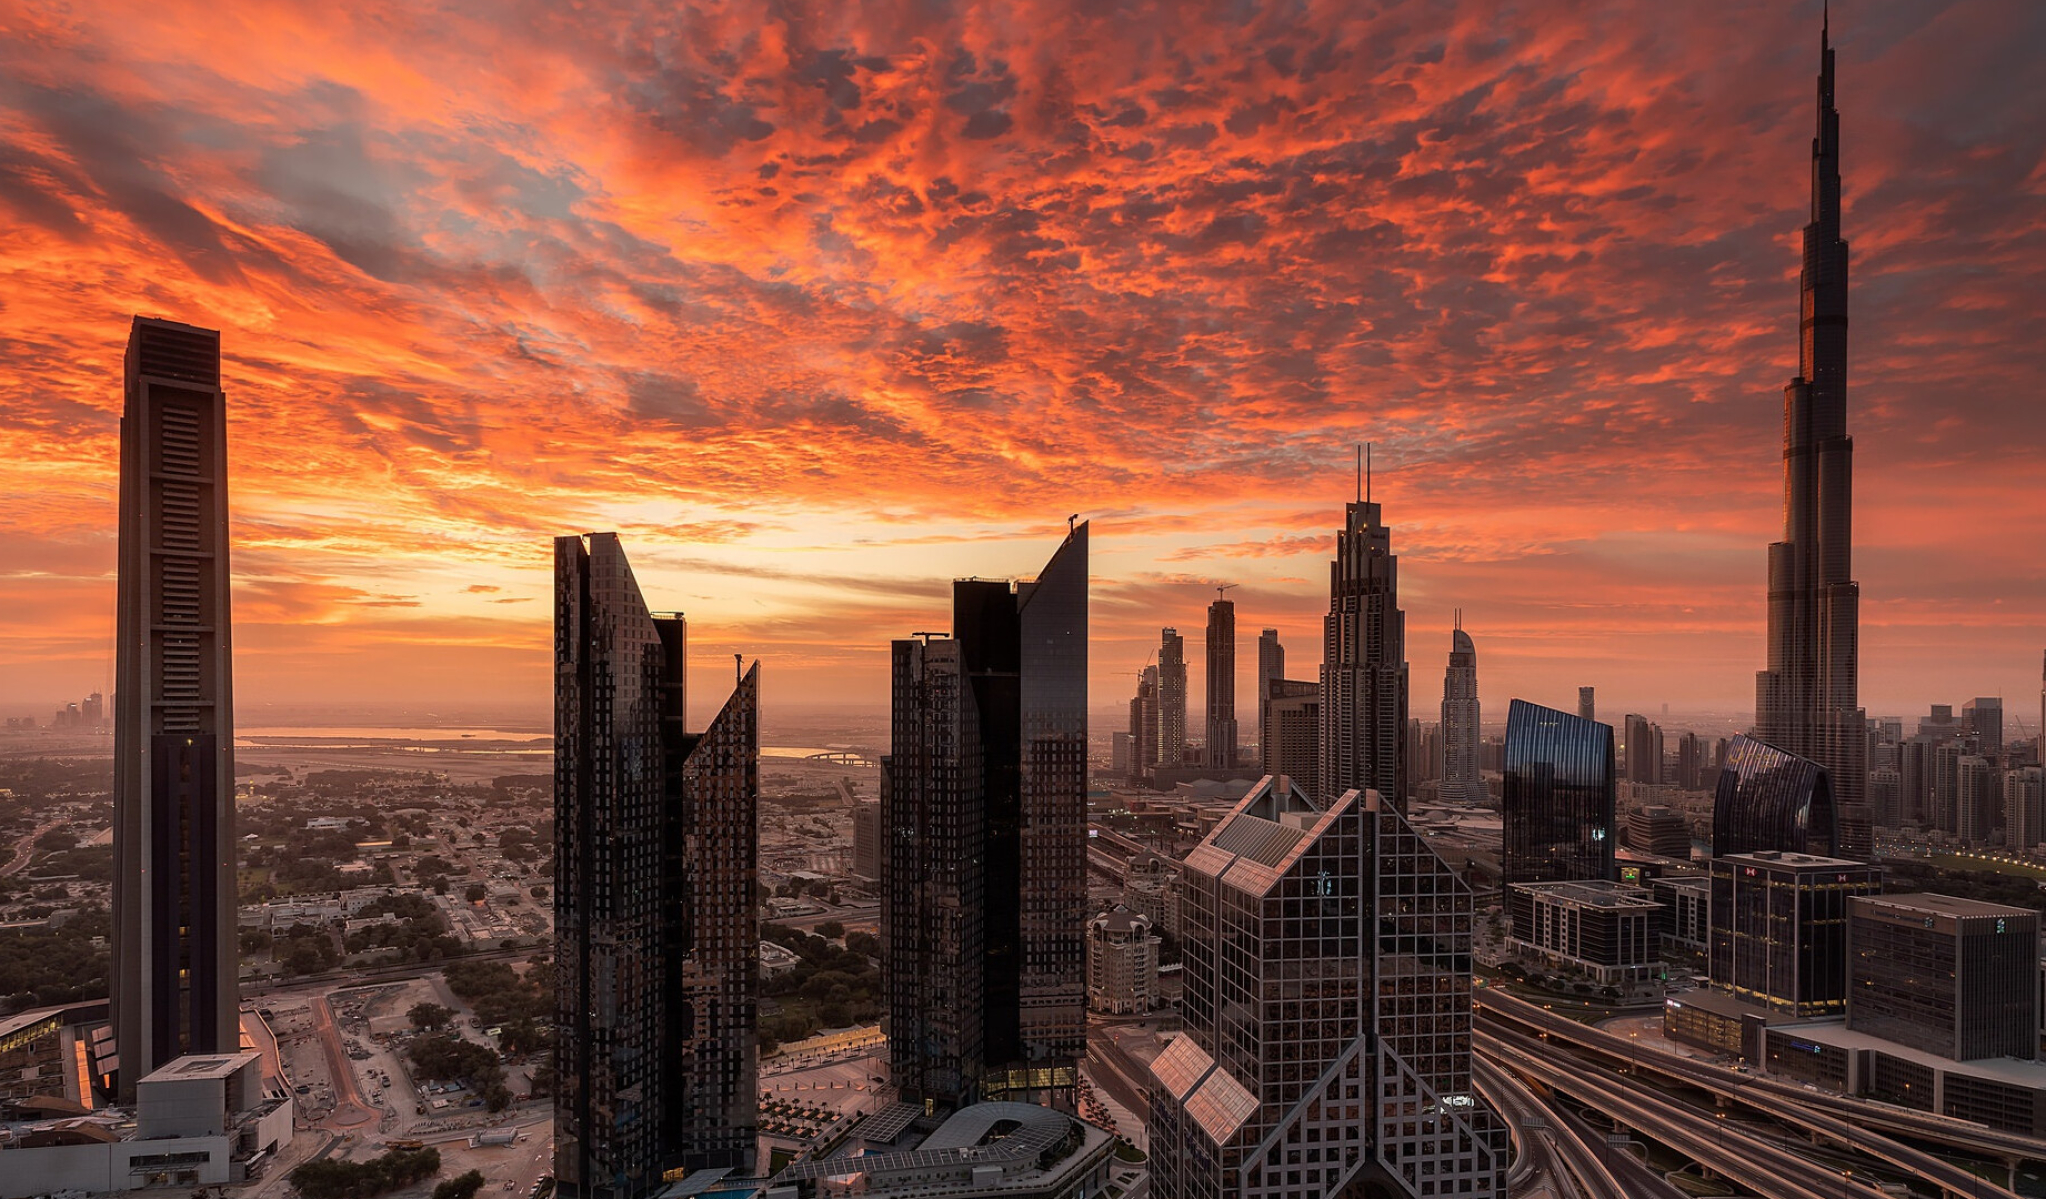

left=1216, top=582, right=1238, bottom=600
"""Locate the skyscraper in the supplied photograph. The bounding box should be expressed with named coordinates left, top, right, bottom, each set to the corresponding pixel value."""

left=1320, top=492, right=1407, bottom=807
left=1260, top=678, right=1319, bottom=801
left=1158, top=628, right=1187, bottom=769
left=1961, top=697, right=2004, bottom=762
left=1148, top=777, right=1502, bottom=1199
left=1754, top=20, right=1869, bottom=841
left=1204, top=594, right=1236, bottom=771
left=884, top=636, right=985, bottom=1110
left=884, top=524, right=1088, bottom=1109
left=1623, top=714, right=1663, bottom=785
left=113, top=316, right=238, bottom=1100
left=1501, top=700, right=1616, bottom=886
left=555, top=534, right=759, bottom=1198
left=1128, top=665, right=1158, bottom=784
left=1255, top=628, right=1283, bottom=741
left=1578, top=686, right=1595, bottom=723
left=1439, top=618, right=1481, bottom=803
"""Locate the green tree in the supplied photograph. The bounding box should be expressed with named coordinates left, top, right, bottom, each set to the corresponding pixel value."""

left=409, top=1002, right=454, bottom=1031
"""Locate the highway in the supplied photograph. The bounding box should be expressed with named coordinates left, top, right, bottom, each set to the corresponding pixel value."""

left=1473, top=1055, right=1626, bottom=1198
left=1480, top=989, right=2032, bottom=1197
left=1484, top=1024, right=1893, bottom=1199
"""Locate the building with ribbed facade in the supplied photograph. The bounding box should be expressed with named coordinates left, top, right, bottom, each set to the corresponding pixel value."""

left=1626, top=805, right=1693, bottom=860
left=883, top=525, right=1088, bottom=1110
left=1753, top=21, right=1870, bottom=851
left=1147, top=776, right=1502, bottom=1198
left=113, top=317, right=239, bottom=1101
left=1501, top=700, right=1615, bottom=887
left=1712, top=733, right=1838, bottom=858
left=555, top=533, right=760, bottom=1197
left=1319, top=495, right=1407, bottom=807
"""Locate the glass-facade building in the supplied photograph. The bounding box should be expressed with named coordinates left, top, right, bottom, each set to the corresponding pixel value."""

left=1707, top=851, right=1880, bottom=1018
left=1501, top=699, right=1615, bottom=886
left=883, top=523, right=1087, bottom=1109
left=1712, top=733, right=1838, bottom=858
left=1320, top=500, right=1408, bottom=807
left=1148, top=778, right=1502, bottom=1199
left=1847, top=893, right=2038, bottom=1062
left=555, top=534, right=759, bottom=1199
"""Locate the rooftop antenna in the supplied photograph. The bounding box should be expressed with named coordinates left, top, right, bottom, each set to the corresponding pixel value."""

left=1367, top=441, right=1373, bottom=503
left=1355, top=444, right=1361, bottom=502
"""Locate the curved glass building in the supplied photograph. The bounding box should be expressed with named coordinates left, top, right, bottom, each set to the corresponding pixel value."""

left=1502, top=699, right=1616, bottom=885
left=1712, top=733, right=1838, bottom=858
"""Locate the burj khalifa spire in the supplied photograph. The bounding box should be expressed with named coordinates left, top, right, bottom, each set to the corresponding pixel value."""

left=1755, top=14, right=1869, bottom=856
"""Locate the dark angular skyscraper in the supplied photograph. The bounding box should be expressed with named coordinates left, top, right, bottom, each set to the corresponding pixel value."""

left=1320, top=494, right=1407, bottom=807
left=1204, top=594, right=1236, bottom=771
left=1755, top=20, right=1868, bottom=846
left=1501, top=700, right=1616, bottom=886
left=555, top=534, right=758, bottom=1199
left=883, top=523, right=1087, bottom=1109
left=1712, top=732, right=1838, bottom=859
left=113, top=316, right=238, bottom=1100
left=883, top=637, right=985, bottom=1109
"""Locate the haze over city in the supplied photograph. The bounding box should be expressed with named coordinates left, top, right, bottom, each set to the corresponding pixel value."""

left=1, top=0, right=2041, bottom=727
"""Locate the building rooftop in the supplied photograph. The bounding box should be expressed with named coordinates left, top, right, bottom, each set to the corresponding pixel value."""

left=1853, top=892, right=2035, bottom=920
left=1508, top=880, right=1660, bottom=910
left=1776, top=1021, right=2046, bottom=1088
left=1715, top=851, right=1868, bottom=870
left=136, top=1049, right=261, bottom=1085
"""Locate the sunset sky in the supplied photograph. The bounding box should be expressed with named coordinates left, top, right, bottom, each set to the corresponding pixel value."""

left=0, top=0, right=2040, bottom=732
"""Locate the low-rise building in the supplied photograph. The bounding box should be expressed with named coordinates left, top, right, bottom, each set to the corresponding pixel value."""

left=767, top=1102, right=1114, bottom=1198
left=1847, top=893, right=2038, bottom=1062
left=1506, top=880, right=1660, bottom=984
left=1626, top=805, right=1693, bottom=859
left=0, top=1051, right=293, bottom=1197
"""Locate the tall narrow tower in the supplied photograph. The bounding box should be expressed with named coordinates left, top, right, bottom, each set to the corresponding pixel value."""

left=113, top=316, right=238, bottom=1100
left=1440, top=617, right=1481, bottom=803
left=1157, top=628, right=1186, bottom=769
left=1320, top=488, right=1408, bottom=807
left=1204, top=595, right=1236, bottom=771
left=883, top=523, right=1088, bottom=1110
left=1755, top=18, right=1868, bottom=854
left=555, top=534, right=759, bottom=1199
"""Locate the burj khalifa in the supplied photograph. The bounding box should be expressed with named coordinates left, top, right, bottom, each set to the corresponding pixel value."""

left=1754, top=16, right=1869, bottom=856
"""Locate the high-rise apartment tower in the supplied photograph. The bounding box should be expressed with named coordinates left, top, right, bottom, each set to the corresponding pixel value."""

left=1204, top=595, right=1236, bottom=771
left=1157, top=628, right=1187, bottom=769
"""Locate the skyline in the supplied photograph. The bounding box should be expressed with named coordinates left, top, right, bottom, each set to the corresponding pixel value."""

left=3, top=1, right=2043, bottom=725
